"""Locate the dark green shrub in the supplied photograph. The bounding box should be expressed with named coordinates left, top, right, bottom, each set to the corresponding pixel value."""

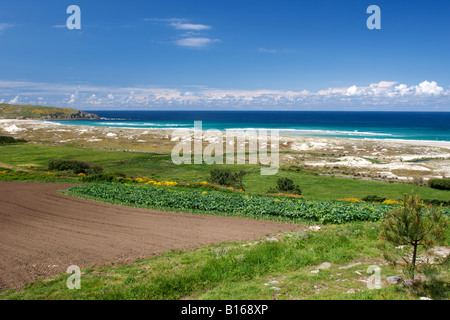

left=0, top=136, right=27, bottom=144
left=267, top=187, right=278, bottom=194
left=362, top=195, right=387, bottom=203
left=210, top=169, right=246, bottom=190
left=275, top=178, right=302, bottom=195
left=48, top=159, right=103, bottom=175
left=429, top=179, right=450, bottom=191
left=85, top=164, right=104, bottom=175
left=422, top=199, right=450, bottom=207
left=80, top=174, right=117, bottom=183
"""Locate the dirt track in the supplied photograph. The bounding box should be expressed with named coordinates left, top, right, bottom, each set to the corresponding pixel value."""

left=0, top=182, right=300, bottom=290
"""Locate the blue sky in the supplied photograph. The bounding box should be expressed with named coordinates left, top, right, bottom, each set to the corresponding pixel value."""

left=1, top=0, right=449, bottom=110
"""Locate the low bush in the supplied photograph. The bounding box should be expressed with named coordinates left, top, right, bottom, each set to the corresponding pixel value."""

left=422, top=199, right=450, bottom=207
left=0, top=136, right=27, bottom=144
left=210, top=169, right=246, bottom=190
left=48, top=158, right=104, bottom=175
left=429, top=179, right=450, bottom=191
left=80, top=174, right=117, bottom=183
left=362, top=195, right=387, bottom=203
left=270, top=177, right=302, bottom=195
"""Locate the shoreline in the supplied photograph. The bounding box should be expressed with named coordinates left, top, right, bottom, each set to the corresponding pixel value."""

left=31, top=119, right=450, bottom=148
left=1, top=119, right=450, bottom=181
left=1, top=118, right=450, bottom=149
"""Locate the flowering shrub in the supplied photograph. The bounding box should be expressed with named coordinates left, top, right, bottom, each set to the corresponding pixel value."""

left=383, top=199, right=403, bottom=205
left=132, top=176, right=178, bottom=186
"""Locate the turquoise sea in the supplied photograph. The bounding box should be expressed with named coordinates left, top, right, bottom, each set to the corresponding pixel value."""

left=48, top=111, right=450, bottom=142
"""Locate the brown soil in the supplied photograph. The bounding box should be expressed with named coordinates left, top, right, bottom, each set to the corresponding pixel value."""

left=0, top=182, right=300, bottom=290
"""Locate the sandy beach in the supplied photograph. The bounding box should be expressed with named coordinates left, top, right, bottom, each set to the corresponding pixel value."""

left=1, top=119, right=450, bottom=182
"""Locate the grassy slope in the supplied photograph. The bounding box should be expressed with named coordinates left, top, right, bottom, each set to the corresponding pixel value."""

left=0, top=103, right=93, bottom=119
left=1, top=144, right=449, bottom=201
left=1, top=222, right=448, bottom=300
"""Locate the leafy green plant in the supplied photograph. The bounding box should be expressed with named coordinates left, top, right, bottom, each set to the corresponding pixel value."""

left=380, top=192, right=448, bottom=281
left=64, top=184, right=450, bottom=225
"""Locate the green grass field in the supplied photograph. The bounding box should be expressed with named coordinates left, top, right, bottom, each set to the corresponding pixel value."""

left=1, top=143, right=449, bottom=202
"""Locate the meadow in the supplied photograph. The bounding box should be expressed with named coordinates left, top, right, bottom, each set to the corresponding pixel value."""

left=1, top=143, right=449, bottom=202
left=0, top=141, right=449, bottom=300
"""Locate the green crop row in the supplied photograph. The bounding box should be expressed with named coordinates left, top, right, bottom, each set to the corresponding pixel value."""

left=66, top=184, right=450, bottom=224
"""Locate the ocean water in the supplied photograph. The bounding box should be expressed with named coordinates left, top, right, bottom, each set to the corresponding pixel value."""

left=48, top=111, right=450, bottom=142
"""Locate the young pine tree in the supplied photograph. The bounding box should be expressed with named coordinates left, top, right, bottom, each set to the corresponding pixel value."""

left=380, top=192, right=448, bottom=281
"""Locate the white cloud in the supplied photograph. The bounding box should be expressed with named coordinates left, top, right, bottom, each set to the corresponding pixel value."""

left=0, top=23, right=14, bottom=31
left=257, top=48, right=295, bottom=54
left=169, top=21, right=211, bottom=31
left=346, top=85, right=359, bottom=96
left=395, top=84, right=410, bottom=96
left=8, top=95, right=19, bottom=104
left=375, top=81, right=397, bottom=88
left=68, top=94, right=76, bottom=104
left=415, top=81, right=444, bottom=95
left=175, top=37, right=219, bottom=48
left=150, top=18, right=219, bottom=49
left=258, top=48, right=278, bottom=53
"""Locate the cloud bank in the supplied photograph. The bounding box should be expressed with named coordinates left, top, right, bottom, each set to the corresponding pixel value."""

left=0, top=80, right=449, bottom=111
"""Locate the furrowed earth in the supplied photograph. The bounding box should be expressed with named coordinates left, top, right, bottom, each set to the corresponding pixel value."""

left=0, top=182, right=299, bottom=290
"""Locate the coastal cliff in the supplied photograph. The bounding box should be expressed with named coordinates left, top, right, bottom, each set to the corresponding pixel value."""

left=0, top=104, right=100, bottom=120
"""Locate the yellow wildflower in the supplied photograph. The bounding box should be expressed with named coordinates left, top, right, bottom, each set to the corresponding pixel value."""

left=383, top=199, right=403, bottom=205
left=339, top=197, right=364, bottom=203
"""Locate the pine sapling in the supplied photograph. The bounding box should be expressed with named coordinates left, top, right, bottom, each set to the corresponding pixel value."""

left=380, top=192, right=448, bottom=282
